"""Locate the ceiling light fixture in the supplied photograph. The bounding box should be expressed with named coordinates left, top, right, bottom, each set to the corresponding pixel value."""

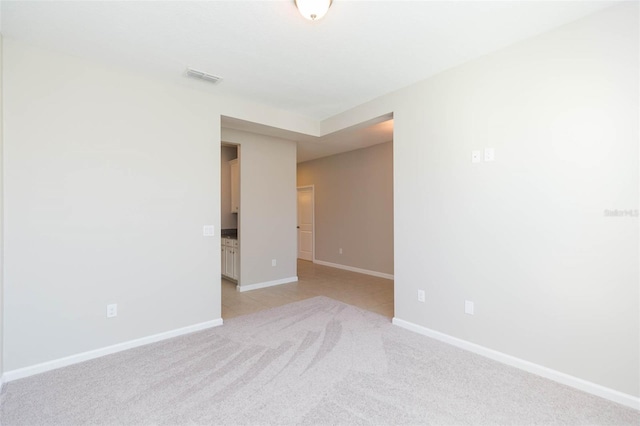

left=295, top=0, right=332, bottom=21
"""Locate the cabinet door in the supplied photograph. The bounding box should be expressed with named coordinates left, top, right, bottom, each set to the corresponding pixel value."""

left=230, top=159, right=239, bottom=213
left=225, top=246, right=235, bottom=278
left=232, top=247, right=239, bottom=280
left=221, top=244, right=226, bottom=276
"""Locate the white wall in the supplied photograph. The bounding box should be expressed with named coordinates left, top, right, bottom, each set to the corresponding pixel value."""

left=222, top=128, right=297, bottom=288
left=326, top=3, right=639, bottom=398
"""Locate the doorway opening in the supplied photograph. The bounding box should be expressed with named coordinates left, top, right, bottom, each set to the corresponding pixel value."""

left=219, top=113, right=394, bottom=320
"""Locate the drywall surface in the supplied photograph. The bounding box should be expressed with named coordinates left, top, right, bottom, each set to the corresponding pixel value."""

left=0, top=34, right=4, bottom=379
left=329, top=3, right=639, bottom=397
left=3, top=40, right=219, bottom=371
left=222, top=128, right=297, bottom=288
left=297, top=142, right=393, bottom=275
left=220, top=145, right=238, bottom=230
left=3, top=38, right=313, bottom=373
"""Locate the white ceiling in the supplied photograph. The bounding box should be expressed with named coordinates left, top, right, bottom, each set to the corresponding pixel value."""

left=2, top=0, right=617, bottom=161
left=222, top=114, right=394, bottom=163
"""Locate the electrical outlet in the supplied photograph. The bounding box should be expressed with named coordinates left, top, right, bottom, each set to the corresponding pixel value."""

left=417, top=290, right=425, bottom=303
left=106, top=303, right=118, bottom=318
left=271, top=259, right=277, bottom=267
left=465, top=300, right=474, bottom=315
left=339, top=248, right=343, bottom=254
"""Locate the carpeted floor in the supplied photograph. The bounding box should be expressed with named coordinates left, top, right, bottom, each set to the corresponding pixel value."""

left=1, top=296, right=638, bottom=425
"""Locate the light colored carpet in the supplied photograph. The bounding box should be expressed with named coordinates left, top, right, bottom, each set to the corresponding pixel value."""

left=1, top=296, right=638, bottom=425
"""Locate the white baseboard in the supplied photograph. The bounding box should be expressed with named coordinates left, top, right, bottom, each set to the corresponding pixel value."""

left=238, top=276, right=298, bottom=292
left=4, top=318, right=224, bottom=383
left=392, top=317, right=640, bottom=411
left=313, top=260, right=394, bottom=280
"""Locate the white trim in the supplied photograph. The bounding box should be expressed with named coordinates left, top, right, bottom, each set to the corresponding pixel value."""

left=392, top=317, right=640, bottom=411
left=314, top=259, right=394, bottom=280
left=238, top=276, right=298, bottom=292
left=0, top=374, right=4, bottom=391
left=4, top=318, right=223, bottom=383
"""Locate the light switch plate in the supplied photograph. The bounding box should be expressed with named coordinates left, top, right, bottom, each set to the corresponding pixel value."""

left=106, top=303, right=118, bottom=318
left=484, top=148, right=495, bottom=162
left=465, top=300, right=474, bottom=315
left=471, top=150, right=482, bottom=163
left=203, top=225, right=215, bottom=236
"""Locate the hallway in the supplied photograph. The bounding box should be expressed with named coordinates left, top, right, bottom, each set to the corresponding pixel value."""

left=222, top=260, right=394, bottom=319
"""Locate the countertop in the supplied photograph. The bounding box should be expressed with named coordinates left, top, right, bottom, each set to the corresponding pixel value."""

left=221, top=228, right=238, bottom=239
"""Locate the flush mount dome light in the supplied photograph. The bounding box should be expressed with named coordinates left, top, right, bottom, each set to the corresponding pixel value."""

left=295, top=0, right=332, bottom=21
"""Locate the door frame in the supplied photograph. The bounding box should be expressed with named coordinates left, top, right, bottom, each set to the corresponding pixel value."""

left=296, top=185, right=315, bottom=262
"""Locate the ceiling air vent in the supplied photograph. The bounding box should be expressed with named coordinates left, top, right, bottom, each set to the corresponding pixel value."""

left=185, top=68, right=223, bottom=84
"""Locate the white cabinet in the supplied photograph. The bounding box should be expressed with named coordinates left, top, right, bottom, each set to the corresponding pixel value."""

left=230, top=159, right=239, bottom=213
left=221, top=241, right=226, bottom=274
left=221, top=237, right=239, bottom=280
left=224, top=245, right=236, bottom=279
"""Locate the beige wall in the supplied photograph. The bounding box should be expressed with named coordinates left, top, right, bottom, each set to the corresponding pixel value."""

left=220, top=145, right=238, bottom=230
left=325, top=3, right=639, bottom=397
left=0, top=34, right=4, bottom=381
left=2, top=39, right=302, bottom=372
left=3, top=39, right=222, bottom=370
left=222, top=128, right=297, bottom=288
left=297, top=141, right=393, bottom=275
